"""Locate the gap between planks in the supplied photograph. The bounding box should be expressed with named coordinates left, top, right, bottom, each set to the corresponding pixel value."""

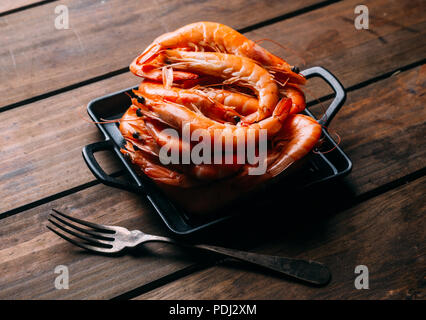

left=1, top=0, right=424, bottom=297
left=0, top=0, right=340, bottom=113
left=1, top=60, right=424, bottom=298
left=0, top=0, right=58, bottom=17
left=1, top=59, right=424, bottom=220
left=112, top=167, right=426, bottom=299
left=134, top=175, right=426, bottom=300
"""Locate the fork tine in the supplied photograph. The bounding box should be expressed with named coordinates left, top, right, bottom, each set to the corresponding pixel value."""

left=48, top=218, right=112, bottom=248
left=50, top=213, right=114, bottom=241
left=52, top=209, right=115, bottom=233
left=46, top=226, right=113, bottom=253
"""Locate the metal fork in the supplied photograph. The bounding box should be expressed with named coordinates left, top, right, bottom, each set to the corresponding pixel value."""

left=47, top=209, right=331, bottom=285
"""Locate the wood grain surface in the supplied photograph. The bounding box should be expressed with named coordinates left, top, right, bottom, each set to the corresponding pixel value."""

left=1, top=0, right=425, bottom=213
left=137, top=176, right=425, bottom=300
left=0, top=0, right=424, bottom=300
left=313, top=65, right=426, bottom=195
left=0, top=183, right=206, bottom=299
left=2, top=0, right=425, bottom=108
left=0, top=0, right=322, bottom=107
left=0, top=0, right=48, bottom=14
left=0, top=65, right=423, bottom=299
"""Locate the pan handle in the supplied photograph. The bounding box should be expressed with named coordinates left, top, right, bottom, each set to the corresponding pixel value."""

left=300, top=66, right=346, bottom=126
left=82, top=140, right=141, bottom=193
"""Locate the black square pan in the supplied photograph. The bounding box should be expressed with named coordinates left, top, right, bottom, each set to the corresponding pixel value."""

left=82, top=66, right=352, bottom=235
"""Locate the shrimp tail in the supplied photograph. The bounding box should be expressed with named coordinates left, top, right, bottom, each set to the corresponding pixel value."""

left=137, top=43, right=162, bottom=65
left=267, top=115, right=322, bottom=177
left=273, top=97, right=292, bottom=121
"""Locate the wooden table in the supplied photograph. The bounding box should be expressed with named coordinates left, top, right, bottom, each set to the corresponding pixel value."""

left=0, top=0, right=424, bottom=300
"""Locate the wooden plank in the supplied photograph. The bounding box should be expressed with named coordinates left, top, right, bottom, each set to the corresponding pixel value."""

left=1, top=64, right=424, bottom=299
left=136, top=175, right=426, bottom=300
left=0, top=0, right=322, bottom=107
left=0, top=183, right=205, bottom=299
left=246, top=0, right=426, bottom=96
left=313, top=65, right=426, bottom=195
left=0, top=1, right=47, bottom=14
left=1, top=0, right=425, bottom=213
left=0, top=73, right=136, bottom=213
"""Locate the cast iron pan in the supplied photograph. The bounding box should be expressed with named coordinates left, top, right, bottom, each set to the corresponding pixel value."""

left=82, top=66, right=352, bottom=235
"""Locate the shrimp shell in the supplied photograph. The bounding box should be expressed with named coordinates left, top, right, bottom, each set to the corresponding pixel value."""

left=132, top=21, right=305, bottom=85
left=131, top=91, right=291, bottom=145
left=137, top=81, right=242, bottom=123
left=162, top=49, right=279, bottom=123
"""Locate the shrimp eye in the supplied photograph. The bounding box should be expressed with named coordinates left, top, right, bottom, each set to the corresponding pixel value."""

left=132, top=132, right=140, bottom=139
left=133, top=144, right=140, bottom=151
left=233, top=116, right=241, bottom=123
left=137, top=96, right=146, bottom=104
left=136, top=108, right=143, bottom=117
left=291, top=66, right=300, bottom=74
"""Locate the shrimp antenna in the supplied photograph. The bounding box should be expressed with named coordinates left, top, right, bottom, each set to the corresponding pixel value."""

left=313, top=129, right=341, bottom=154
left=79, top=111, right=139, bottom=125
left=302, top=86, right=328, bottom=124
left=300, top=85, right=343, bottom=153
left=78, top=91, right=142, bottom=125
left=254, top=38, right=306, bottom=66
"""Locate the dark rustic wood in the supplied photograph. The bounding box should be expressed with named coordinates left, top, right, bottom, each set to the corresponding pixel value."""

left=246, top=0, right=426, bottom=97
left=136, top=176, right=425, bottom=300
left=0, top=65, right=423, bottom=299
left=313, top=65, right=426, bottom=195
left=1, top=0, right=425, bottom=213
left=0, top=73, right=136, bottom=213
left=0, top=0, right=47, bottom=14
left=0, top=0, right=425, bottom=301
left=0, top=183, right=204, bottom=299
left=2, top=0, right=425, bottom=108
left=0, top=0, right=322, bottom=107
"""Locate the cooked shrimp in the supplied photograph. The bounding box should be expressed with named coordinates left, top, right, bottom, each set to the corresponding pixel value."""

left=120, top=105, right=244, bottom=182
left=137, top=81, right=242, bottom=123
left=161, top=50, right=279, bottom=123
left=119, top=22, right=321, bottom=205
left=119, top=106, right=160, bottom=156
left=121, top=142, right=198, bottom=187
left=123, top=140, right=243, bottom=184
left=131, top=21, right=305, bottom=85
left=280, top=83, right=306, bottom=114
left=155, top=114, right=322, bottom=213
left=218, top=114, right=322, bottom=185
left=204, top=84, right=306, bottom=116
left=267, top=114, right=322, bottom=177
left=201, top=88, right=259, bottom=116
left=130, top=53, right=198, bottom=82
left=131, top=91, right=291, bottom=145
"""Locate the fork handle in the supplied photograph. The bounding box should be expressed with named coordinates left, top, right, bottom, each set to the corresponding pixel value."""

left=191, top=244, right=331, bottom=285
left=142, top=235, right=330, bottom=285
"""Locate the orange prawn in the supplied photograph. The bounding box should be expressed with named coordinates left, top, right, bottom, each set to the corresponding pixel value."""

left=131, top=21, right=305, bottom=85
left=132, top=114, right=322, bottom=213
left=120, top=105, right=244, bottom=182
left=204, top=85, right=306, bottom=116
left=131, top=91, right=291, bottom=145
left=201, top=88, right=259, bottom=116
left=280, top=83, right=306, bottom=114
left=117, top=21, right=325, bottom=211
left=137, top=81, right=242, bottom=123
left=159, top=49, right=279, bottom=124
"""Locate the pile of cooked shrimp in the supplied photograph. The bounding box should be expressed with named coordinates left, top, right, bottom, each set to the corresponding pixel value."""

left=119, top=22, right=321, bottom=208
